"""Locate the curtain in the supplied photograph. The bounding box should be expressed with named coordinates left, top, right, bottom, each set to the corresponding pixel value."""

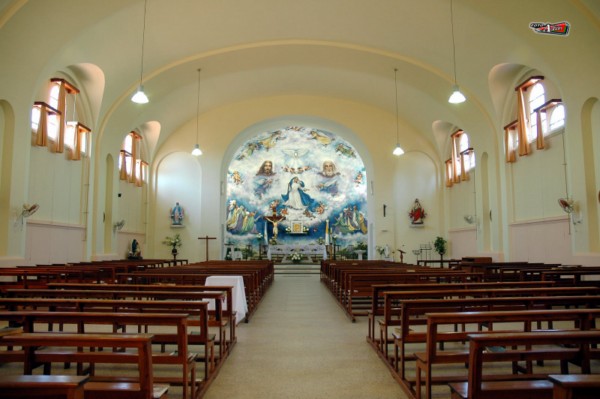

left=516, top=87, right=530, bottom=156
left=504, top=123, right=517, bottom=163
left=535, top=109, right=545, bottom=150
left=445, top=159, right=453, bottom=187
left=119, top=150, right=129, bottom=180
left=54, top=83, right=67, bottom=153
left=451, top=130, right=462, bottom=183
left=35, top=105, right=48, bottom=147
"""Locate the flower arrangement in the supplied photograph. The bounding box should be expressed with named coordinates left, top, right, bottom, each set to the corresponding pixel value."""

left=290, top=252, right=303, bottom=262
left=163, top=233, right=182, bottom=250
left=256, top=233, right=263, bottom=241
left=317, top=237, right=325, bottom=245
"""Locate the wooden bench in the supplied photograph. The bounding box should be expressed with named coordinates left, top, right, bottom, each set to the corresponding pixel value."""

left=0, top=297, right=218, bottom=388
left=342, top=271, right=484, bottom=321
left=377, top=286, right=599, bottom=361
left=0, top=332, right=169, bottom=399
left=0, top=375, right=89, bottom=399
left=47, top=282, right=238, bottom=351
left=413, top=309, right=600, bottom=399
left=389, top=294, right=600, bottom=391
left=0, top=311, right=198, bottom=399
left=5, top=288, right=228, bottom=358
left=448, top=330, right=600, bottom=399
left=367, top=281, right=557, bottom=343
left=548, top=374, right=600, bottom=399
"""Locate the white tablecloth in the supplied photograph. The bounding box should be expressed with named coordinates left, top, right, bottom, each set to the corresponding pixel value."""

left=205, top=275, right=247, bottom=324
left=267, top=244, right=327, bottom=261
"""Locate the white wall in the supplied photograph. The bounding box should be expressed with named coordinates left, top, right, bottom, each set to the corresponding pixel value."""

left=154, top=152, right=203, bottom=262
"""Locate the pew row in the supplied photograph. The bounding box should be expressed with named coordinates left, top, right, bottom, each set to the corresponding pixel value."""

left=0, top=311, right=199, bottom=399
left=414, top=309, right=600, bottom=399
left=0, top=332, right=169, bottom=399
left=448, top=330, right=600, bottom=399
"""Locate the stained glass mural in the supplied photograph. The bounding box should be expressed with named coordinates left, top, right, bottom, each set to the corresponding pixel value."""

left=225, top=126, right=368, bottom=258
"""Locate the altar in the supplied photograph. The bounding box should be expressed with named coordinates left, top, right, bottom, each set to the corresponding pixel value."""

left=267, top=244, right=327, bottom=262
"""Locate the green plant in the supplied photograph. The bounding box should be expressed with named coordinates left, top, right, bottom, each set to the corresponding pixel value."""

left=433, top=236, right=447, bottom=256
left=355, top=241, right=367, bottom=251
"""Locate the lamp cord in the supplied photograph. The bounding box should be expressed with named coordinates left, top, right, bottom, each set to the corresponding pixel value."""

left=139, top=0, right=148, bottom=86
left=196, top=69, right=201, bottom=143
left=394, top=68, right=399, bottom=143
left=450, top=0, right=458, bottom=85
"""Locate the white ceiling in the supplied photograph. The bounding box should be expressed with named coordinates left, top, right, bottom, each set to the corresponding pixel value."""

left=1, top=0, right=598, bottom=160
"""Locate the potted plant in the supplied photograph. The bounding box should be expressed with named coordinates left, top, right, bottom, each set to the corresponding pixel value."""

left=433, top=236, right=447, bottom=261
left=290, top=252, right=303, bottom=264
left=163, top=233, right=182, bottom=258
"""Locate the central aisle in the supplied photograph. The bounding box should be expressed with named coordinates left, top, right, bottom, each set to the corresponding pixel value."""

left=204, top=273, right=407, bottom=399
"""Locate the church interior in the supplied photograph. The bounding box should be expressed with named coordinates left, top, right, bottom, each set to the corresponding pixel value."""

left=0, top=0, right=598, bottom=266
left=0, top=1, right=600, bottom=398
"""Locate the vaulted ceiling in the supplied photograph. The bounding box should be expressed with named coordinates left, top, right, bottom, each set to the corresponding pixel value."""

left=1, top=0, right=599, bottom=161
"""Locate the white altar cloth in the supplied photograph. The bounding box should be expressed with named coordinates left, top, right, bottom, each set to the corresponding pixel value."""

left=267, top=244, right=327, bottom=261
left=205, top=275, right=247, bottom=324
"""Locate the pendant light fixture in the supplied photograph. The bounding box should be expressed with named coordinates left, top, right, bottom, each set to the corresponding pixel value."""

left=131, top=0, right=149, bottom=104
left=448, top=0, right=466, bottom=104
left=191, top=68, right=203, bottom=156
left=392, top=68, right=404, bottom=156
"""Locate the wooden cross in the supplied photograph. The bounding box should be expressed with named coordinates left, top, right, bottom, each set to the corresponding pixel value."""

left=197, top=235, right=216, bottom=261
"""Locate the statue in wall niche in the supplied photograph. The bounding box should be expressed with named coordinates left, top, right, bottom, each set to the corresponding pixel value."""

left=171, top=202, right=184, bottom=225
left=409, top=199, right=426, bottom=225
left=128, top=239, right=142, bottom=259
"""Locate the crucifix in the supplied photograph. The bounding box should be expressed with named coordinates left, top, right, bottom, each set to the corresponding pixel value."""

left=197, top=235, right=216, bottom=261
left=264, top=202, right=286, bottom=242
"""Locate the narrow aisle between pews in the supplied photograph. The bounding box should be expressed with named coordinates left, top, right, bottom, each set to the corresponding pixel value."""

left=204, top=273, right=407, bottom=399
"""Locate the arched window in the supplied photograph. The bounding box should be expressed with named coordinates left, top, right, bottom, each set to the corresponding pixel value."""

left=31, top=77, right=84, bottom=156
left=549, top=104, right=565, bottom=131
left=119, top=131, right=145, bottom=186
left=447, top=129, right=475, bottom=186
left=528, top=83, right=546, bottom=142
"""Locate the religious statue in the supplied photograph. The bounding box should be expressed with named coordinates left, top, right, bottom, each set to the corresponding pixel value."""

left=409, top=199, right=426, bottom=225
left=171, top=202, right=184, bottom=225
left=128, top=238, right=142, bottom=259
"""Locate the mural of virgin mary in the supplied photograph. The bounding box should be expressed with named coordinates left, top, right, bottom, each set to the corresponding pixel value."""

left=281, top=177, right=314, bottom=210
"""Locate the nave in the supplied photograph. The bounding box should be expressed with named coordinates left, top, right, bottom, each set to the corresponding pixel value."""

left=204, top=273, right=407, bottom=399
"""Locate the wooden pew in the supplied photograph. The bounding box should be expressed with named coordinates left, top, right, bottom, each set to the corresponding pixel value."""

left=548, top=374, right=600, bottom=399
left=0, top=332, right=169, bottom=399
left=0, top=311, right=198, bottom=399
left=5, top=287, right=228, bottom=356
left=341, top=271, right=484, bottom=321
left=448, top=330, right=600, bottom=399
left=46, top=282, right=238, bottom=351
left=413, top=309, right=600, bottom=399
left=367, top=281, right=557, bottom=343
left=117, top=271, right=261, bottom=317
left=388, top=294, right=600, bottom=391
left=0, top=375, right=89, bottom=399
left=377, top=286, right=600, bottom=361
left=0, top=297, right=218, bottom=387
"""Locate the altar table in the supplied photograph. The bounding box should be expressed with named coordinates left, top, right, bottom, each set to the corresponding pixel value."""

left=267, top=244, right=327, bottom=261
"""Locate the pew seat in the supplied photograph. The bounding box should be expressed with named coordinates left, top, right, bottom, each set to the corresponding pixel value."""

left=0, top=375, right=89, bottom=399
